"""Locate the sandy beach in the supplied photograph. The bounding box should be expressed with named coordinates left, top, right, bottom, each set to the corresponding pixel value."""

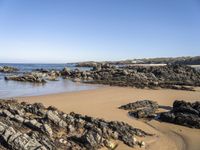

left=18, top=87, right=200, bottom=150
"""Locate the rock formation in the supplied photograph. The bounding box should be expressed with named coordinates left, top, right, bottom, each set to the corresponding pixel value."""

left=159, top=100, right=200, bottom=128
left=4, top=69, right=61, bottom=83
left=0, top=66, right=19, bottom=73
left=119, top=100, right=159, bottom=119
left=120, top=100, right=200, bottom=129
left=5, top=74, right=46, bottom=83
left=61, top=64, right=200, bottom=91
left=0, top=100, right=152, bottom=150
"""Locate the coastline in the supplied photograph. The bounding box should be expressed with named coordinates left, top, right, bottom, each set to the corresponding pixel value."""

left=18, top=86, right=200, bottom=150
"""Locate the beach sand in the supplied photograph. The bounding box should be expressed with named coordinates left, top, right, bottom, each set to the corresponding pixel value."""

left=19, top=87, right=200, bottom=150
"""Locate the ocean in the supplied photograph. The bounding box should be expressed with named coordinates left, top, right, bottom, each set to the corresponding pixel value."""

left=0, top=63, right=98, bottom=98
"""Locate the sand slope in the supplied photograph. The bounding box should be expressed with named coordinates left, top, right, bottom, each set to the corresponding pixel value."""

left=19, top=87, right=200, bottom=150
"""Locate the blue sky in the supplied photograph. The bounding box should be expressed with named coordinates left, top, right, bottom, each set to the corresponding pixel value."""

left=0, top=0, right=200, bottom=63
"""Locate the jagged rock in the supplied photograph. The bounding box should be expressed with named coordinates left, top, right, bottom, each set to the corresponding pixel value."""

left=0, top=122, right=47, bottom=150
left=0, top=100, right=152, bottom=150
left=60, top=64, right=200, bottom=90
left=129, top=107, right=157, bottom=118
left=46, top=110, right=67, bottom=128
left=24, top=119, right=42, bottom=130
left=159, top=100, right=200, bottom=128
left=80, top=130, right=102, bottom=149
left=14, top=115, right=24, bottom=123
left=43, top=124, right=53, bottom=136
left=119, top=100, right=158, bottom=110
left=119, top=100, right=159, bottom=119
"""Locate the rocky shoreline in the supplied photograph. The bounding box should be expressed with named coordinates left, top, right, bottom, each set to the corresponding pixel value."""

left=61, top=64, right=200, bottom=91
left=0, top=100, right=152, bottom=150
left=2, top=64, right=200, bottom=90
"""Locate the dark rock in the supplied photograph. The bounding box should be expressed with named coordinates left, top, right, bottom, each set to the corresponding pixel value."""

left=159, top=100, right=200, bottom=128
left=61, top=64, right=200, bottom=90
left=0, top=100, right=152, bottom=150
left=119, top=100, right=159, bottom=119
left=119, top=100, right=158, bottom=110
left=129, top=107, right=157, bottom=119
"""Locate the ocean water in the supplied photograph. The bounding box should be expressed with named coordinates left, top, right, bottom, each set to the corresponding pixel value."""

left=0, top=63, right=98, bottom=98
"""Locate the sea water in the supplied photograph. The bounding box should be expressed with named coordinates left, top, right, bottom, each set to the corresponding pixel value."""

left=0, top=63, right=98, bottom=98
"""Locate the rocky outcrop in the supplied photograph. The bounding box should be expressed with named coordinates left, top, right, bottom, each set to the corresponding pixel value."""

left=0, top=66, right=19, bottom=73
left=4, top=69, right=61, bottom=83
left=61, top=64, right=200, bottom=90
left=159, top=100, right=200, bottom=128
left=0, top=100, right=152, bottom=150
left=34, top=69, right=61, bottom=81
left=119, top=100, right=159, bottom=119
left=5, top=74, right=46, bottom=83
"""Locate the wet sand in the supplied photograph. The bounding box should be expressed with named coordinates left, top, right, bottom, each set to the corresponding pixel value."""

left=19, top=87, right=200, bottom=150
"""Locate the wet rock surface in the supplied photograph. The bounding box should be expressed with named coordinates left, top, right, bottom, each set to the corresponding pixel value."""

left=0, top=66, right=19, bottom=73
left=119, top=100, right=159, bottom=119
left=0, top=100, right=152, bottom=150
left=159, top=100, right=200, bottom=128
left=61, top=64, right=200, bottom=91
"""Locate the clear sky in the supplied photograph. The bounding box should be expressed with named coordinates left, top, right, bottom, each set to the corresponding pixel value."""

left=0, top=0, right=200, bottom=63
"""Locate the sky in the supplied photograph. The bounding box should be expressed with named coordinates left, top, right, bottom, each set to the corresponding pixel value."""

left=0, top=0, right=200, bottom=63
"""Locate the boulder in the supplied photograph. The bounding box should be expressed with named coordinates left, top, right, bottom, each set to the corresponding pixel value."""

left=159, top=100, right=200, bottom=128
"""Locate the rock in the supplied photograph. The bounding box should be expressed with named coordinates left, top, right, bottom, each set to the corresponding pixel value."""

left=138, top=141, right=145, bottom=148
left=119, top=100, right=159, bottom=119
left=0, top=121, right=47, bottom=150
left=159, top=100, right=200, bottom=128
left=119, top=100, right=158, bottom=110
left=24, top=119, right=42, bottom=129
left=59, top=138, right=67, bottom=144
left=43, top=124, right=53, bottom=136
left=5, top=74, right=46, bottom=83
left=0, top=100, right=152, bottom=150
left=60, top=64, right=200, bottom=90
left=80, top=130, right=102, bottom=149
left=68, top=124, right=75, bottom=132
left=13, top=115, right=24, bottom=123
left=46, top=110, right=67, bottom=127
left=76, top=62, right=98, bottom=68
left=61, top=67, right=71, bottom=76
left=0, top=66, right=19, bottom=73
left=104, top=140, right=117, bottom=149
left=129, top=107, right=157, bottom=119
